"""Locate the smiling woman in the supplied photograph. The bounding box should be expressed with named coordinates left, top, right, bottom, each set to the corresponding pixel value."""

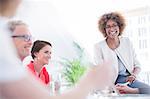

left=94, top=12, right=150, bottom=94
left=27, top=40, right=52, bottom=85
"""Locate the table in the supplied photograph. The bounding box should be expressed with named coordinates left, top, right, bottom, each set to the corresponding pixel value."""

left=87, top=94, right=150, bottom=99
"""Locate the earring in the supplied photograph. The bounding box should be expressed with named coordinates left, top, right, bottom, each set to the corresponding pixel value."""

left=37, top=57, right=40, bottom=60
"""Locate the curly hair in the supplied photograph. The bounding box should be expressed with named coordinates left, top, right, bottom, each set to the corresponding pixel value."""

left=98, top=12, right=126, bottom=37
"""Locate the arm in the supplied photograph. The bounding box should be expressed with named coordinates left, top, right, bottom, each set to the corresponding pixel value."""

left=126, top=38, right=141, bottom=83
left=94, top=43, right=104, bottom=65
left=1, top=74, right=50, bottom=99
left=1, top=62, right=113, bottom=99
left=129, top=38, right=141, bottom=76
left=126, top=67, right=141, bottom=83
left=131, top=66, right=141, bottom=77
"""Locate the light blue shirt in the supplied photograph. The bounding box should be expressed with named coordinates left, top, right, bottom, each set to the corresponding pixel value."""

left=117, top=56, right=129, bottom=76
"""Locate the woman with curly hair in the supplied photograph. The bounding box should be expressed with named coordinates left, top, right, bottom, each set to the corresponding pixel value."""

left=94, top=12, right=150, bottom=94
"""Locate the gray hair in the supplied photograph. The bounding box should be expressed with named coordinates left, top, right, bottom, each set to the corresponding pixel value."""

left=7, top=20, right=28, bottom=33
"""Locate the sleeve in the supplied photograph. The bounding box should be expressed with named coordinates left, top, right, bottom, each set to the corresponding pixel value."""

left=128, top=38, right=141, bottom=68
left=0, top=30, right=27, bottom=82
left=93, top=43, right=104, bottom=65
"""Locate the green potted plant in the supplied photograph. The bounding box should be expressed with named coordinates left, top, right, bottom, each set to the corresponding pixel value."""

left=62, top=59, right=87, bottom=86
left=61, top=41, right=88, bottom=86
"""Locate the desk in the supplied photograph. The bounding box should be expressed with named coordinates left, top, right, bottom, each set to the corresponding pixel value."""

left=87, top=94, right=150, bottom=99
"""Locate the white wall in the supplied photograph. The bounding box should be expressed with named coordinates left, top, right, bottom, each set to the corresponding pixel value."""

left=17, top=0, right=150, bottom=72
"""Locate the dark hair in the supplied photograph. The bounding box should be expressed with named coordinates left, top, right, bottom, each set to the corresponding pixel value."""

left=31, top=40, right=52, bottom=59
left=98, top=12, right=126, bottom=37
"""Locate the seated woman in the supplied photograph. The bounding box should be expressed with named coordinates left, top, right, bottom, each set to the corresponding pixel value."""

left=27, top=40, right=52, bottom=85
left=94, top=12, right=150, bottom=94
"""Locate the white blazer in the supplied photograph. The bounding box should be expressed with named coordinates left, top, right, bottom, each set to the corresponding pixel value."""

left=94, top=37, right=141, bottom=83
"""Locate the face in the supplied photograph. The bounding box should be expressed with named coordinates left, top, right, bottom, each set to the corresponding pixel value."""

left=105, top=20, right=120, bottom=39
left=12, top=25, right=33, bottom=60
left=34, top=45, right=52, bottom=66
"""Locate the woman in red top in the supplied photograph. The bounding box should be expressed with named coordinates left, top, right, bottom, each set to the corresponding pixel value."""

left=27, top=40, right=52, bottom=85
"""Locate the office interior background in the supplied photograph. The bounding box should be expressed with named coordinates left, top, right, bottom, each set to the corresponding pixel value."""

left=14, top=0, right=150, bottom=89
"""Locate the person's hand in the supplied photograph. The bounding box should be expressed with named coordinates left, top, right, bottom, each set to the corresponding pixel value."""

left=115, top=84, right=126, bottom=94
left=126, top=74, right=136, bottom=83
left=115, top=84, right=139, bottom=94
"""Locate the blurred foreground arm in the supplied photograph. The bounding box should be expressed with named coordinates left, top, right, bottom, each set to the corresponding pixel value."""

left=1, top=62, right=113, bottom=99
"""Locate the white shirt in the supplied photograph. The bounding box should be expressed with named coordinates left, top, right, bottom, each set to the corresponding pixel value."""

left=0, top=17, right=26, bottom=82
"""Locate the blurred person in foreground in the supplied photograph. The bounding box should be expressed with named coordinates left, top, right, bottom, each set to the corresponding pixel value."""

left=0, top=0, right=114, bottom=99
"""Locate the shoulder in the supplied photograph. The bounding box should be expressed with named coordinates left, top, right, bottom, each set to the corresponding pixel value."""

left=27, top=61, right=34, bottom=71
left=118, top=37, right=134, bottom=51
left=120, top=37, right=131, bottom=45
left=120, top=37, right=130, bottom=42
left=27, top=61, right=34, bottom=66
left=94, top=39, right=106, bottom=49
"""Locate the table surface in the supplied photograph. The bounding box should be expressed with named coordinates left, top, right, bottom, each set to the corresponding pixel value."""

left=87, top=94, right=150, bottom=99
